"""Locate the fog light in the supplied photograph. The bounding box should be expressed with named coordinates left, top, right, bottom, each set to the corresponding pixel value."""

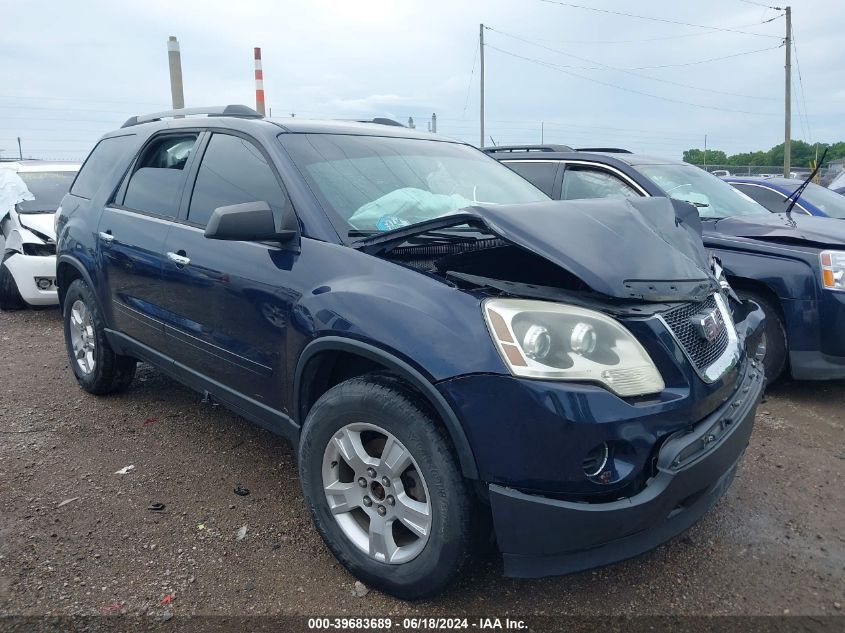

left=522, top=324, right=551, bottom=361
left=583, top=442, right=609, bottom=478
left=35, top=277, right=54, bottom=290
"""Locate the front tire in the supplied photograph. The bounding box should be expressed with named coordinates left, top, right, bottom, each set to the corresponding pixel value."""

left=298, top=374, right=480, bottom=600
left=62, top=278, right=137, bottom=394
left=737, top=290, right=787, bottom=385
left=0, top=253, right=26, bottom=310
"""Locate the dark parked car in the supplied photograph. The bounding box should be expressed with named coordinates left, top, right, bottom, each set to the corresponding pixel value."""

left=725, top=176, right=845, bottom=219
left=489, top=145, right=845, bottom=382
left=56, top=109, right=764, bottom=598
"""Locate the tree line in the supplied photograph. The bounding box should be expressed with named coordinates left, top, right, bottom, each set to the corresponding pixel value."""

left=683, top=140, right=845, bottom=167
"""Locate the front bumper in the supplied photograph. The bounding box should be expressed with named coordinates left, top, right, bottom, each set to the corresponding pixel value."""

left=490, top=358, right=764, bottom=578
left=3, top=253, right=58, bottom=306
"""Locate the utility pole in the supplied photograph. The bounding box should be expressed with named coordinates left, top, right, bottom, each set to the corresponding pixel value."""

left=783, top=6, right=792, bottom=177
left=167, top=36, right=185, bottom=110
left=431, top=112, right=437, bottom=134
left=541, top=122, right=544, bottom=144
left=17, top=137, right=23, bottom=160
left=479, top=24, right=485, bottom=148
left=704, top=134, right=708, bottom=171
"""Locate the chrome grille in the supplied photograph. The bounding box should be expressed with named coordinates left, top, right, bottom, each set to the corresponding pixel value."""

left=661, top=295, right=730, bottom=371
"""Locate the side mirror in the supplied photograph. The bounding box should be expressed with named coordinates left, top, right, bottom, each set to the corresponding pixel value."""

left=204, top=201, right=296, bottom=243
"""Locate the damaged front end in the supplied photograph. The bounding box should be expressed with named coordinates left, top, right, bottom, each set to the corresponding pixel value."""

left=355, top=196, right=766, bottom=577
left=353, top=196, right=765, bottom=376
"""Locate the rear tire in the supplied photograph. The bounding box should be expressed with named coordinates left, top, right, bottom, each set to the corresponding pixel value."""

left=0, top=253, right=26, bottom=310
left=62, top=278, right=136, bottom=394
left=736, top=290, right=786, bottom=385
left=298, top=374, right=481, bottom=600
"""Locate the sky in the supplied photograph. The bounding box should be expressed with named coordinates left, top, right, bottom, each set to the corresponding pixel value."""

left=2, top=0, right=842, bottom=163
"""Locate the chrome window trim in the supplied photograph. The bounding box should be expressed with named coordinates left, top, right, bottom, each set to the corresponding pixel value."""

left=729, top=181, right=811, bottom=215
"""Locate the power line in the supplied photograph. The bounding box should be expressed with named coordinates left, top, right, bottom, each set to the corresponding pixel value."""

left=490, top=29, right=782, bottom=71
left=526, top=19, right=785, bottom=44
left=738, top=0, right=784, bottom=10
left=487, top=28, right=782, bottom=102
left=791, top=32, right=813, bottom=144
left=462, top=42, right=479, bottom=115
left=486, top=44, right=779, bottom=116
left=539, top=0, right=785, bottom=38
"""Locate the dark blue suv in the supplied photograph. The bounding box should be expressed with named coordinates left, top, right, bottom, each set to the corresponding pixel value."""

left=56, top=107, right=764, bottom=599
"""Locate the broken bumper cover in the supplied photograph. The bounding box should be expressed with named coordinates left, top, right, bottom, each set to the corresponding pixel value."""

left=3, top=252, right=58, bottom=305
left=491, top=359, right=764, bottom=578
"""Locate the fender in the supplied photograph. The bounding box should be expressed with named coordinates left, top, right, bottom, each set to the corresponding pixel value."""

left=294, top=336, right=479, bottom=479
left=56, top=253, right=103, bottom=313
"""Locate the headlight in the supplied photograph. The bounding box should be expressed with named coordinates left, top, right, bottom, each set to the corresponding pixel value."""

left=483, top=298, right=665, bottom=397
left=820, top=250, right=845, bottom=291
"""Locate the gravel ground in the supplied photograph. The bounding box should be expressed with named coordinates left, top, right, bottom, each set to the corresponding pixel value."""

left=1, top=307, right=844, bottom=619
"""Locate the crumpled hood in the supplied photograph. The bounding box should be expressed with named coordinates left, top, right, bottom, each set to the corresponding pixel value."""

left=464, top=197, right=718, bottom=301
left=18, top=212, right=56, bottom=241
left=708, top=212, right=845, bottom=248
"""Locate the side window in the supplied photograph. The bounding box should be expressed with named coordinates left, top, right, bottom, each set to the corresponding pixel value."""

left=123, top=134, right=198, bottom=217
left=560, top=165, right=639, bottom=201
left=730, top=184, right=789, bottom=213
left=503, top=161, right=558, bottom=197
left=187, top=133, right=287, bottom=227
left=71, top=135, right=136, bottom=200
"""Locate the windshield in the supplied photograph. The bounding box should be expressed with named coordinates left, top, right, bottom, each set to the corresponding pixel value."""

left=635, top=163, right=768, bottom=219
left=798, top=182, right=845, bottom=219
left=280, top=133, right=548, bottom=236
left=17, top=170, right=77, bottom=213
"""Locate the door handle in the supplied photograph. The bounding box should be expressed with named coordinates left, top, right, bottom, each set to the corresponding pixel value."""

left=167, top=252, right=191, bottom=267
left=98, top=231, right=114, bottom=243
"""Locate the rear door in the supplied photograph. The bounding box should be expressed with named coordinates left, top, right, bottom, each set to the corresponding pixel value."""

left=98, top=132, right=200, bottom=348
left=158, top=131, right=297, bottom=413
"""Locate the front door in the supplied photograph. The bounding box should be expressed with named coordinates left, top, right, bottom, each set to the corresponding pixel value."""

left=97, top=132, right=200, bottom=348
left=158, top=132, right=297, bottom=414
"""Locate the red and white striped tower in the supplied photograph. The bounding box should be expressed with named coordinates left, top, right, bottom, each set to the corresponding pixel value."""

left=254, top=47, right=266, bottom=116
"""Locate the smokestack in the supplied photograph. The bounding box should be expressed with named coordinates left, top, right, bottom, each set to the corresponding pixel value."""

left=254, top=47, right=266, bottom=116
left=167, top=36, right=185, bottom=110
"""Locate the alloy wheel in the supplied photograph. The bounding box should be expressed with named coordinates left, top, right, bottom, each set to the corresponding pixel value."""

left=321, top=423, right=432, bottom=564
left=69, top=299, right=96, bottom=374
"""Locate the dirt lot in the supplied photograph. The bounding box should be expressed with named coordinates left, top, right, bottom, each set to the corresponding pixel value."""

left=1, top=307, right=844, bottom=619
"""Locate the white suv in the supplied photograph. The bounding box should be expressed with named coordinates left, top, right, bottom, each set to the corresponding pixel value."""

left=0, top=161, right=80, bottom=309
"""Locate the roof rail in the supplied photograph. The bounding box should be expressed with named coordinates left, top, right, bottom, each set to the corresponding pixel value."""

left=575, top=147, right=632, bottom=153
left=352, top=118, right=406, bottom=127
left=121, top=105, right=262, bottom=128
left=482, top=144, right=574, bottom=154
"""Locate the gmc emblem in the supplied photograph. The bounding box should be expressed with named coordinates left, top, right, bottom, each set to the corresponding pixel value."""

left=692, top=308, right=723, bottom=343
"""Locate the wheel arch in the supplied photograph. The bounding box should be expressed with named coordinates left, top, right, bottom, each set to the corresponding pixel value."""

left=294, top=337, right=479, bottom=479
left=56, top=254, right=99, bottom=311
left=725, top=275, right=785, bottom=320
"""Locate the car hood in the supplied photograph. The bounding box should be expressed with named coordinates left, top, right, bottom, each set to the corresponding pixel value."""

left=356, top=197, right=719, bottom=302
left=707, top=212, right=845, bottom=248
left=17, top=212, right=56, bottom=241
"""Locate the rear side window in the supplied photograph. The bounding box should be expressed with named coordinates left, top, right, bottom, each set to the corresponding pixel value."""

left=71, top=135, right=135, bottom=200
left=560, top=165, right=639, bottom=200
left=123, top=134, right=198, bottom=217
left=503, top=161, right=559, bottom=197
left=730, top=184, right=790, bottom=214
left=187, top=133, right=286, bottom=227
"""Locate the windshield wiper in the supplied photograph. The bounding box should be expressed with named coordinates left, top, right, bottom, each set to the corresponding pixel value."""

left=785, top=147, right=828, bottom=216
left=679, top=200, right=710, bottom=208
